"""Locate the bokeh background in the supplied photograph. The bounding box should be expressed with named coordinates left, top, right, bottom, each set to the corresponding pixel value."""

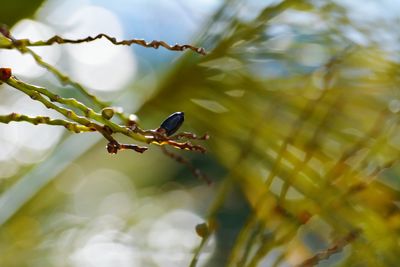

left=1, top=0, right=400, bottom=266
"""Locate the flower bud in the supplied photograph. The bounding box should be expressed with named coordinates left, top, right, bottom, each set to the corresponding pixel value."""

left=101, top=107, right=115, bottom=120
left=195, top=223, right=209, bottom=238
left=0, top=68, right=11, bottom=82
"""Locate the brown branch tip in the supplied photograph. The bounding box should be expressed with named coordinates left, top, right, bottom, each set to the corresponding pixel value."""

left=0, top=68, right=12, bottom=82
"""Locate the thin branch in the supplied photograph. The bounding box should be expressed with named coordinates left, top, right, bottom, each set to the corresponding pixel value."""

left=190, top=221, right=216, bottom=267
left=157, top=140, right=207, bottom=153
left=3, top=74, right=144, bottom=154
left=189, top=234, right=212, bottom=267
left=1, top=28, right=210, bottom=152
left=21, top=46, right=114, bottom=112
left=106, top=140, right=148, bottom=154
left=7, top=34, right=207, bottom=55
left=246, top=229, right=296, bottom=267
left=297, top=229, right=361, bottom=267
left=2, top=78, right=148, bottom=154
left=6, top=76, right=148, bottom=143
left=0, top=113, right=95, bottom=133
left=5, top=77, right=104, bottom=130
left=1, top=29, right=125, bottom=117
left=161, top=146, right=211, bottom=185
left=2, top=71, right=208, bottom=155
left=170, top=132, right=210, bottom=141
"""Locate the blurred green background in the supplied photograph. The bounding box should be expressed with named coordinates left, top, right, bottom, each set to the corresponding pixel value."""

left=1, top=0, right=400, bottom=266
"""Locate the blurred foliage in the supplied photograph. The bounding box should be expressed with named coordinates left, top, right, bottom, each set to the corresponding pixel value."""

left=141, top=1, right=400, bottom=266
left=1, top=0, right=400, bottom=267
left=0, top=0, right=45, bottom=26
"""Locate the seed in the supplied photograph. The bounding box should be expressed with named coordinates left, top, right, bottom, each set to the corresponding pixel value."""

left=159, top=111, right=184, bottom=136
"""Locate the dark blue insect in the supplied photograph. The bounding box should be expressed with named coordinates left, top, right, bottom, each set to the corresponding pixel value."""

left=159, top=112, right=184, bottom=136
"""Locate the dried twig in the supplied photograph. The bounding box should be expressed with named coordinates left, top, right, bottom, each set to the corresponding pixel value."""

left=161, top=146, right=212, bottom=185
left=297, top=229, right=361, bottom=267
left=1, top=27, right=123, bottom=115
left=6, top=34, right=207, bottom=55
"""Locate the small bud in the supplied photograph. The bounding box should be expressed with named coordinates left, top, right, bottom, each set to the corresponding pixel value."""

left=0, top=68, right=12, bottom=82
left=159, top=112, right=184, bottom=136
left=195, top=223, right=209, bottom=238
left=101, top=107, right=115, bottom=120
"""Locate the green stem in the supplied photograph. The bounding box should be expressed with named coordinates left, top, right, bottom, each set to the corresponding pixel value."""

left=6, top=78, right=99, bottom=127
left=18, top=46, right=126, bottom=117
left=189, top=235, right=211, bottom=267
left=0, top=113, right=94, bottom=133
left=1, top=31, right=203, bottom=122
left=6, top=76, right=148, bottom=143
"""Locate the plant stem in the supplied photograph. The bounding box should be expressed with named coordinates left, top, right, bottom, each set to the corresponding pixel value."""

left=6, top=34, right=207, bottom=55
left=6, top=76, right=148, bottom=143
left=6, top=78, right=100, bottom=127
left=0, top=113, right=94, bottom=133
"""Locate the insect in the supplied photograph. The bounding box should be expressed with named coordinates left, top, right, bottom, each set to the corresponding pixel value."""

left=158, top=111, right=184, bottom=136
